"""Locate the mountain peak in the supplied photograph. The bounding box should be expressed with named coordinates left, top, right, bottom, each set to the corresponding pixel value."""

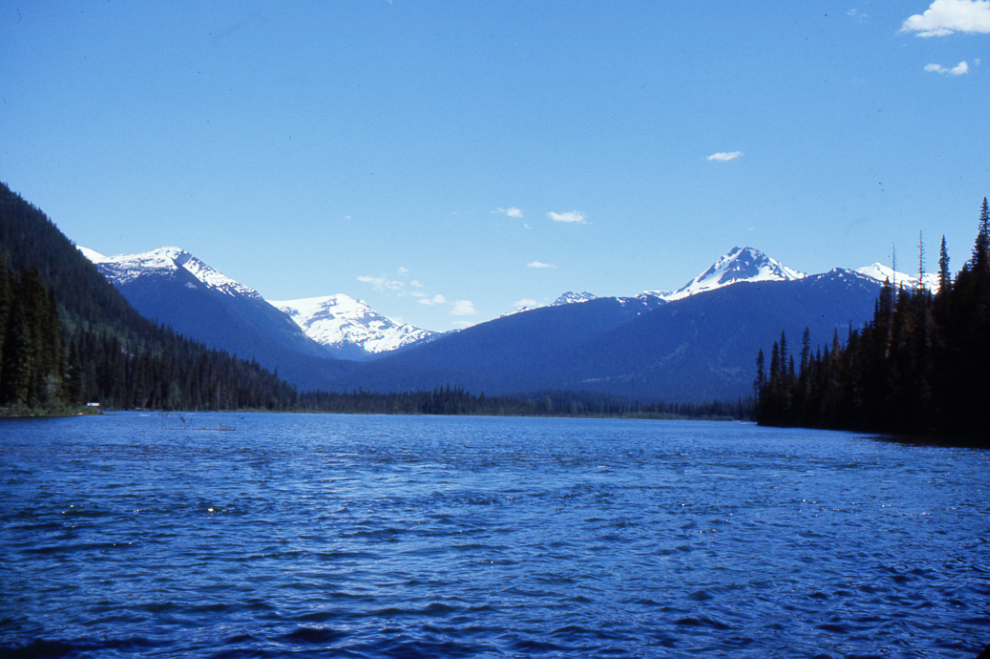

left=552, top=291, right=597, bottom=306
left=665, top=247, right=805, bottom=301
left=270, top=294, right=437, bottom=356
left=79, top=245, right=260, bottom=298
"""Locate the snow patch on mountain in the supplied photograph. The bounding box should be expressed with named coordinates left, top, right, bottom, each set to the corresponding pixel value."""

left=855, top=263, right=940, bottom=292
left=79, top=246, right=261, bottom=299
left=78, top=246, right=109, bottom=263
left=271, top=294, right=438, bottom=355
left=664, top=246, right=806, bottom=301
left=637, top=290, right=671, bottom=301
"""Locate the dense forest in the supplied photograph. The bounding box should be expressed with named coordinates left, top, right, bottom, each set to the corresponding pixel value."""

left=1, top=182, right=751, bottom=419
left=755, top=198, right=990, bottom=441
left=296, top=385, right=752, bottom=419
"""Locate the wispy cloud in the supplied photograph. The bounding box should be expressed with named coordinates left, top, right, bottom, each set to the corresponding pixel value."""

left=902, top=0, right=990, bottom=37
left=707, top=151, right=744, bottom=162
left=527, top=261, right=556, bottom=269
left=547, top=211, right=587, bottom=224
left=357, top=274, right=405, bottom=292
left=847, top=8, right=869, bottom=21
left=494, top=207, right=524, bottom=218
left=925, top=61, right=970, bottom=74
left=451, top=320, right=474, bottom=329
left=514, top=298, right=542, bottom=309
left=418, top=294, right=447, bottom=306
left=410, top=280, right=424, bottom=288
left=397, top=266, right=409, bottom=275
left=450, top=300, right=477, bottom=316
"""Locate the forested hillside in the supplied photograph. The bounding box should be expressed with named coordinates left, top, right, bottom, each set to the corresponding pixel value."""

left=755, top=198, right=990, bottom=441
left=0, top=182, right=298, bottom=412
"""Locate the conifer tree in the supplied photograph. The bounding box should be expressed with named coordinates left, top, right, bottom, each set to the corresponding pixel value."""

left=918, top=230, right=926, bottom=286
left=754, top=349, right=766, bottom=399
left=938, top=236, right=951, bottom=294
left=778, top=331, right=788, bottom=379
left=973, top=197, right=989, bottom=272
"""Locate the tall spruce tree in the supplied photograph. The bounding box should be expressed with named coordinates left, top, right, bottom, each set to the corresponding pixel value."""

left=938, top=236, right=951, bottom=294
left=973, top=197, right=989, bottom=271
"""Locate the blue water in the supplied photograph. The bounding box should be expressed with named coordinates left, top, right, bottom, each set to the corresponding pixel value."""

left=1, top=413, right=987, bottom=658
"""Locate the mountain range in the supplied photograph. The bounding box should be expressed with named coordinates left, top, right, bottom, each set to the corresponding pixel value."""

left=80, top=244, right=919, bottom=401
left=316, top=267, right=883, bottom=402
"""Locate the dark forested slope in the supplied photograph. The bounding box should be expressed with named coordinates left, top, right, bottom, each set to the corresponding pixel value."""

left=0, top=182, right=300, bottom=411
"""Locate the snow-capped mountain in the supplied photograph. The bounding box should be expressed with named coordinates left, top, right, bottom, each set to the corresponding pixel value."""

left=855, top=263, right=940, bottom=292
left=79, top=245, right=341, bottom=389
left=81, top=246, right=261, bottom=299
left=551, top=291, right=598, bottom=306
left=505, top=246, right=924, bottom=327
left=270, top=294, right=438, bottom=359
left=664, top=246, right=806, bottom=302
left=508, top=248, right=798, bottom=321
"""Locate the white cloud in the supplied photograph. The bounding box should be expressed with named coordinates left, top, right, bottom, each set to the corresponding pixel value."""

left=514, top=298, right=542, bottom=308
left=925, top=60, right=970, bottom=74
left=847, top=8, right=869, bottom=21
left=450, top=300, right=477, bottom=316
left=524, top=223, right=532, bottom=230
left=418, top=294, right=447, bottom=306
left=707, top=151, right=744, bottom=162
left=527, top=261, right=556, bottom=269
left=451, top=320, right=474, bottom=329
left=397, top=266, right=409, bottom=275
left=357, top=274, right=405, bottom=292
left=547, top=211, right=587, bottom=224
left=494, top=207, right=524, bottom=218
left=902, top=0, right=990, bottom=36
left=410, top=280, right=424, bottom=288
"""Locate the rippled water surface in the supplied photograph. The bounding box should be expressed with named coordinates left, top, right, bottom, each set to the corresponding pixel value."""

left=1, top=413, right=987, bottom=658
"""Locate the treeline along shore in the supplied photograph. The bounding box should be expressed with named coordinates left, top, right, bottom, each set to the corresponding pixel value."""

left=0, top=181, right=751, bottom=420
left=755, top=197, right=990, bottom=443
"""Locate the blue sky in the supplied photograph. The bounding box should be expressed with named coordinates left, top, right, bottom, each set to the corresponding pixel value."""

left=2, top=1, right=988, bottom=331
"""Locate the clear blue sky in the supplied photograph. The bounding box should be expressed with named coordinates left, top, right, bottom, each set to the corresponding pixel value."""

left=2, top=1, right=988, bottom=331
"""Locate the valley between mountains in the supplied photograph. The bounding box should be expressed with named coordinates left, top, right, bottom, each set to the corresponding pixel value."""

left=79, top=244, right=932, bottom=402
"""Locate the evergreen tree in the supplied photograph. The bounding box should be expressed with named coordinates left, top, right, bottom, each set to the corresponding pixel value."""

left=800, top=328, right=811, bottom=373
left=938, top=236, right=951, bottom=294
left=754, top=349, right=766, bottom=399
left=974, top=197, right=990, bottom=271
